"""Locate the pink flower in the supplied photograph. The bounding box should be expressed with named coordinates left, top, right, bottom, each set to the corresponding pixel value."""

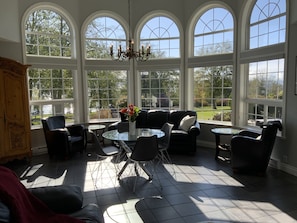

left=120, top=104, right=140, bottom=122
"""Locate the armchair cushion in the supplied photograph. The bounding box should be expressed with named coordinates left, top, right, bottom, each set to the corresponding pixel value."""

left=146, top=110, right=169, bottom=129
left=178, top=115, right=196, bottom=131
left=67, top=124, right=85, bottom=137
left=70, top=203, right=104, bottom=223
left=0, top=167, right=103, bottom=223
left=0, top=166, right=84, bottom=223
left=46, top=115, right=66, bottom=129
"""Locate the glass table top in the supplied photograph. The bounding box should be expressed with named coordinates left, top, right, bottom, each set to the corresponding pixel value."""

left=102, top=129, right=165, bottom=141
left=211, top=127, right=242, bottom=135
left=88, top=124, right=106, bottom=131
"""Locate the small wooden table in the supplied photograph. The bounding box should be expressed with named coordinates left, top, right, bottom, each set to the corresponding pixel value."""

left=211, top=127, right=241, bottom=161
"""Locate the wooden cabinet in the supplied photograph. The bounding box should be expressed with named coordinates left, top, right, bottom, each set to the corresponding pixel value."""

left=0, top=57, right=32, bottom=163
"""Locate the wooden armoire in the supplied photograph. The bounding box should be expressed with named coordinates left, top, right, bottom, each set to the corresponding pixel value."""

left=0, top=57, right=32, bottom=163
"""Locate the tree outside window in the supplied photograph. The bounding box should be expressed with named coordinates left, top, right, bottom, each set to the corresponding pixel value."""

left=87, top=70, right=127, bottom=121
left=140, top=70, right=180, bottom=110
left=194, top=66, right=232, bottom=122
left=25, top=8, right=75, bottom=126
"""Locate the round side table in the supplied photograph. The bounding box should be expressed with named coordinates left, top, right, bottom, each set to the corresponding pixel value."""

left=211, top=127, right=241, bottom=161
left=88, top=124, right=106, bottom=145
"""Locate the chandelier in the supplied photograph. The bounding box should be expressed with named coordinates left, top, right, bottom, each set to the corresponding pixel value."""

left=109, top=0, right=151, bottom=61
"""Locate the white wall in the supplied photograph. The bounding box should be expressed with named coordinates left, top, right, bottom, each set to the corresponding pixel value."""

left=0, top=0, right=20, bottom=42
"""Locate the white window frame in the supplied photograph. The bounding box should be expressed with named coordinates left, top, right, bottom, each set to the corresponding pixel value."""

left=135, top=12, right=183, bottom=109
left=82, top=12, right=130, bottom=122
left=238, top=0, right=287, bottom=135
left=187, top=5, right=235, bottom=125
left=22, top=3, right=80, bottom=128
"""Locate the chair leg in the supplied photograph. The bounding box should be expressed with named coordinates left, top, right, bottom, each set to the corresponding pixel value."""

left=138, top=162, right=153, bottom=180
left=92, top=155, right=118, bottom=189
left=132, top=160, right=162, bottom=193
left=91, top=156, right=103, bottom=187
left=157, top=150, right=176, bottom=179
left=133, top=163, right=138, bottom=193
left=117, top=159, right=131, bottom=180
left=152, top=159, right=162, bottom=192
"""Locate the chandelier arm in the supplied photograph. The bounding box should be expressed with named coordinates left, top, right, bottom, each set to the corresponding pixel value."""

left=110, top=0, right=151, bottom=61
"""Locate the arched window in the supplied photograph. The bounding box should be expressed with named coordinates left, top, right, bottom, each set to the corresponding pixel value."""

left=250, top=0, right=286, bottom=49
left=85, top=17, right=126, bottom=59
left=246, top=0, right=286, bottom=128
left=140, top=16, right=180, bottom=58
left=84, top=15, right=128, bottom=121
left=25, top=9, right=71, bottom=57
left=139, top=15, right=181, bottom=110
left=24, top=6, right=77, bottom=126
left=194, top=8, right=233, bottom=56
left=192, top=7, right=234, bottom=123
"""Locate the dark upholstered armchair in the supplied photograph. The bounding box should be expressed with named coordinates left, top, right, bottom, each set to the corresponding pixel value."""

left=0, top=166, right=104, bottom=223
left=231, top=120, right=282, bottom=175
left=41, top=116, right=85, bottom=159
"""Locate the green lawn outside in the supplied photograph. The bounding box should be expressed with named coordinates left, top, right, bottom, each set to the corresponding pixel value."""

left=195, top=106, right=231, bottom=121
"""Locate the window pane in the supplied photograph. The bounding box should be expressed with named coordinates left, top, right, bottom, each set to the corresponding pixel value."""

left=29, top=68, right=74, bottom=101
left=87, top=70, right=127, bottom=121
left=85, top=17, right=126, bottom=59
left=248, top=59, right=284, bottom=100
left=28, top=68, right=74, bottom=126
left=140, top=16, right=180, bottom=59
left=193, top=66, right=233, bottom=122
left=140, top=70, right=180, bottom=109
left=247, top=103, right=282, bottom=127
left=25, top=9, right=71, bottom=57
left=30, top=103, right=75, bottom=126
left=194, top=8, right=234, bottom=56
left=250, top=0, right=286, bottom=49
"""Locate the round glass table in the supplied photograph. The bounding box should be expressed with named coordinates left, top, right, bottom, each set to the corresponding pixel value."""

left=102, top=128, right=165, bottom=180
left=102, top=128, right=165, bottom=142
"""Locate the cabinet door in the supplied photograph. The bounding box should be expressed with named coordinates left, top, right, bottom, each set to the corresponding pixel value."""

left=2, top=70, right=31, bottom=156
left=0, top=73, right=4, bottom=156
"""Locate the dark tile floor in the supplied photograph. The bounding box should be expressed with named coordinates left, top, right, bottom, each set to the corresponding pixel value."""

left=7, top=145, right=297, bottom=223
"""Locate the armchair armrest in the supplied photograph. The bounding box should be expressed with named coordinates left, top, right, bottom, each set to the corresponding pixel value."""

left=29, top=185, right=83, bottom=214
left=231, top=135, right=272, bottom=173
left=238, top=130, right=261, bottom=139
left=47, top=128, right=71, bottom=141
left=231, top=135, right=268, bottom=161
left=188, top=122, right=201, bottom=136
left=67, top=124, right=85, bottom=136
left=231, top=135, right=263, bottom=151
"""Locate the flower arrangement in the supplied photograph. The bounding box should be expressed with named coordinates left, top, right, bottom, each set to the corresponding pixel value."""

left=120, top=104, right=140, bottom=122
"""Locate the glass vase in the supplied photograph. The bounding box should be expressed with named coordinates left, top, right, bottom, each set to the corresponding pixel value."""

left=129, top=121, right=136, bottom=136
